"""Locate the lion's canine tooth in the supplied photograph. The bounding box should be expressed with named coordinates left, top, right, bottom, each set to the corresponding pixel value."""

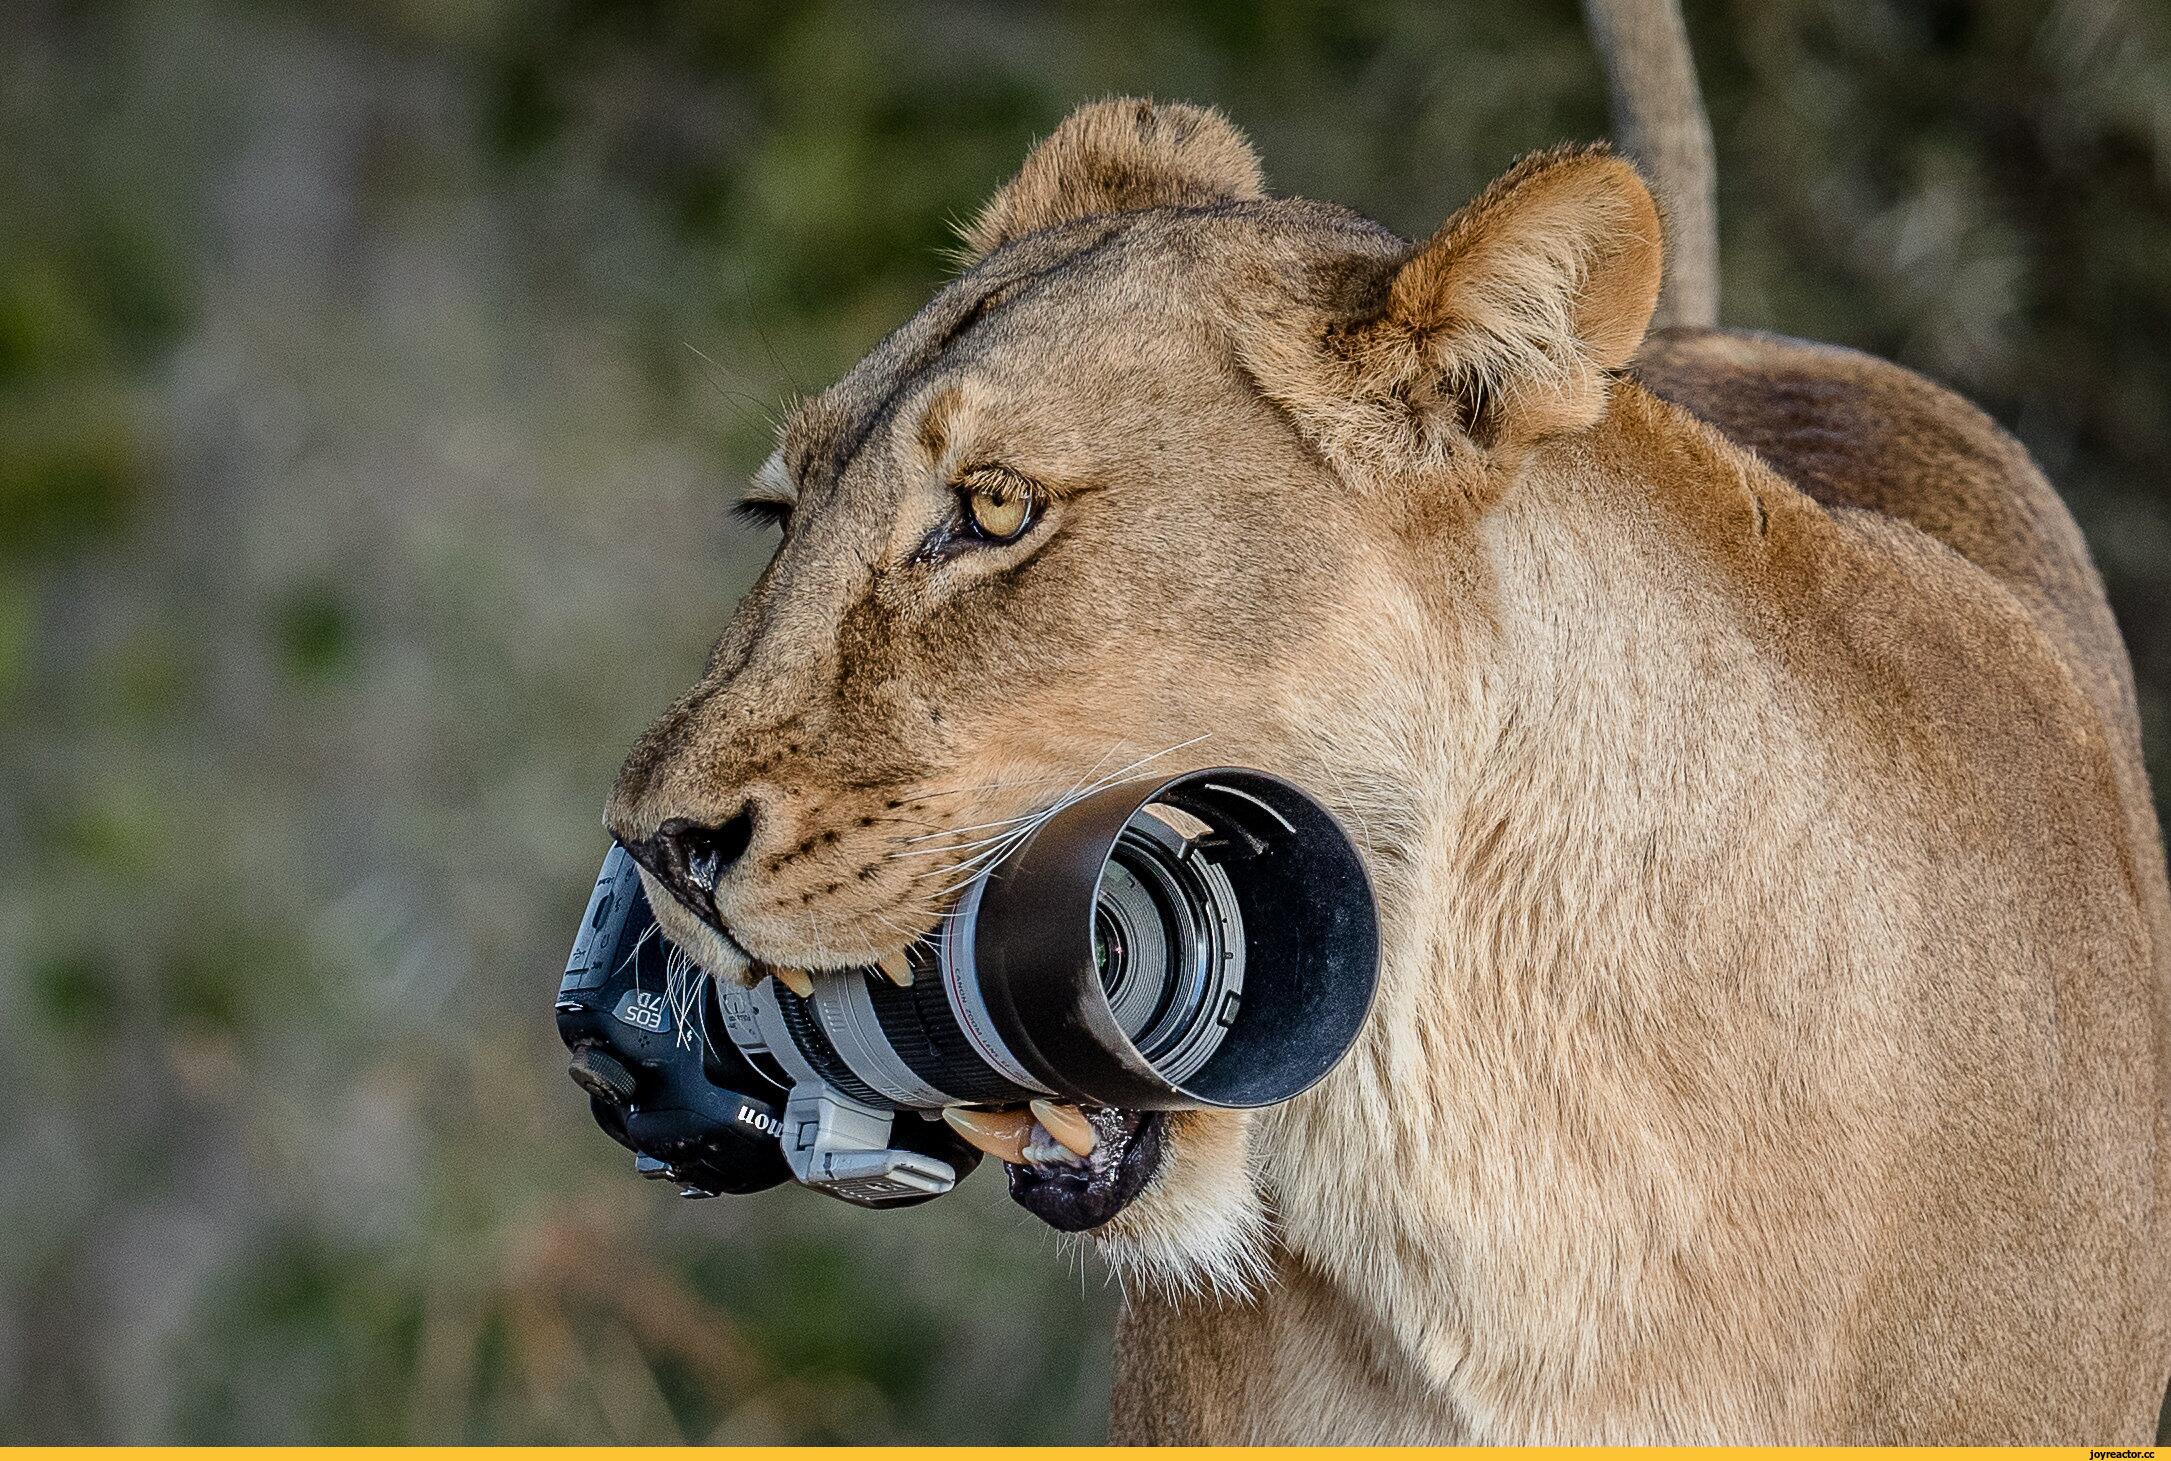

left=1029, top=1098, right=1097, bottom=1157
left=770, top=965, right=815, bottom=998
left=941, top=1106, right=1033, bottom=1164
left=875, top=950, right=914, bottom=987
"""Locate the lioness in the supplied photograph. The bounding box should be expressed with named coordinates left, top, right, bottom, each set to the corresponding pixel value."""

left=602, top=59, right=2170, bottom=1450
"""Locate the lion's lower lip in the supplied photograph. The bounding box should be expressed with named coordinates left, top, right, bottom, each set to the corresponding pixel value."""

left=1004, top=1108, right=1166, bottom=1231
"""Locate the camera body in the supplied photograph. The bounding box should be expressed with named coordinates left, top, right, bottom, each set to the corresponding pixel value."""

left=558, top=767, right=1379, bottom=1208
left=556, top=850, right=983, bottom=1205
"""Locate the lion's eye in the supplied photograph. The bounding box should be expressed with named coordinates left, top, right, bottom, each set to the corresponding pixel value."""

left=964, top=482, right=1035, bottom=542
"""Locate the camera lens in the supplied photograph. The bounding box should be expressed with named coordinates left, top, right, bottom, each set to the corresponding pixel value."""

left=730, top=768, right=1377, bottom=1116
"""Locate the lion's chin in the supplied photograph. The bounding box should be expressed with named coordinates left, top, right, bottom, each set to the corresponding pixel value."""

left=1069, top=1109, right=1274, bottom=1301
left=1003, top=1108, right=1166, bottom=1231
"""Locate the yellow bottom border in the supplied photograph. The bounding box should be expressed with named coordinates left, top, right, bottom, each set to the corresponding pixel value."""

left=0, top=1448, right=2158, bottom=1458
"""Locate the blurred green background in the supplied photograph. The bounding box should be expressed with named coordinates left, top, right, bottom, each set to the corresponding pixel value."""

left=6, top=0, right=2170, bottom=1443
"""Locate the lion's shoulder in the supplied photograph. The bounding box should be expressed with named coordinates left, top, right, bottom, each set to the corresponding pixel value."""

left=1630, top=326, right=2135, bottom=732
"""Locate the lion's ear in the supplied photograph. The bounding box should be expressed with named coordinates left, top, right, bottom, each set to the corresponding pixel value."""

left=1394, top=146, right=1662, bottom=375
left=1253, top=147, right=1662, bottom=470
left=959, top=98, right=1265, bottom=260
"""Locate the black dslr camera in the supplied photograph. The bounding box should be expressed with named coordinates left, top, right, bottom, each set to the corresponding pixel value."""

left=556, top=767, right=1380, bottom=1208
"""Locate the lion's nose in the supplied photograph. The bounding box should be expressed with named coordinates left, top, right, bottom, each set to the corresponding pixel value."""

left=617, top=802, right=756, bottom=919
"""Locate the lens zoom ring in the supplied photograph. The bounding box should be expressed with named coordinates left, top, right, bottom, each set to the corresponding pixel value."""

left=771, top=987, right=896, bottom=1109
left=866, top=976, right=1033, bottom=1105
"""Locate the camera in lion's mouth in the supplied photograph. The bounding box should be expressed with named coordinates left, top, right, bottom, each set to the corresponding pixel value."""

left=555, top=768, right=1379, bottom=1225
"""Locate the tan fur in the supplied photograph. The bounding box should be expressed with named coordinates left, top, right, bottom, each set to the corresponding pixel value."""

left=607, top=101, right=2171, bottom=1442
left=960, top=99, right=1265, bottom=262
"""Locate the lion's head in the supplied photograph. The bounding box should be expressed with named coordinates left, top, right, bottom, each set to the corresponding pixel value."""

left=604, top=98, right=1661, bottom=1295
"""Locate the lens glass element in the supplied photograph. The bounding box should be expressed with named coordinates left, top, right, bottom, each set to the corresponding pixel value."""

left=1092, top=904, right=1124, bottom=986
left=1091, top=816, right=1244, bottom=1086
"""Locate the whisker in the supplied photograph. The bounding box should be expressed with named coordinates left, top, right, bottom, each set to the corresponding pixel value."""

left=901, top=809, right=1042, bottom=844
left=620, top=916, right=662, bottom=989
left=663, top=943, right=708, bottom=1050
left=905, top=774, right=1079, bottom=801
left=889, top=826, right=1038, bottom=859
left=905, top=734, right=1211, bottom=888
left=879, top=732, right=1216, bottom=940
left=915, top=826, right=1039, bottom=892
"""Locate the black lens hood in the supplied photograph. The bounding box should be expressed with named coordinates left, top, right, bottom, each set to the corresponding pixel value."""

left=967, top=767, right=1380, bottom=1109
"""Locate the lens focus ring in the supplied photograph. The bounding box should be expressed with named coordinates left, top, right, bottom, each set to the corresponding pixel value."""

left=864, top=973, right=1036, bottom=1106
left=771, top=986, right=895, bottom=1109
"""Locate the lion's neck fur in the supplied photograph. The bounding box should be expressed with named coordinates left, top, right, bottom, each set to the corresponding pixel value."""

left=1219, top=392, right=1874, bottom=1440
